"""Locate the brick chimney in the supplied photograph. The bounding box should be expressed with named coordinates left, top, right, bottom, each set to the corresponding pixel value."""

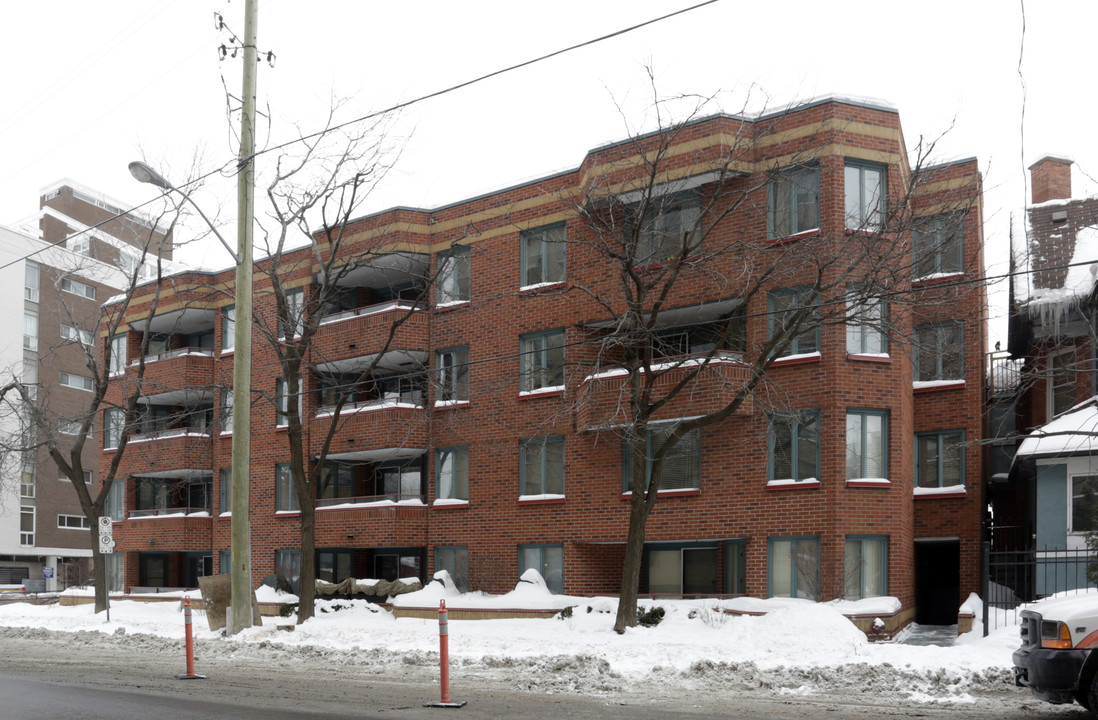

left=1029, top=155, right=1073, bottom=204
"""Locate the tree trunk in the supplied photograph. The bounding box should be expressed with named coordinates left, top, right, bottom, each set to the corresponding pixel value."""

left=297, top=504, right=316, bottom=623
left=614, top=493, right=650, bottom=633
left=90, top=537, right=107, bottom=613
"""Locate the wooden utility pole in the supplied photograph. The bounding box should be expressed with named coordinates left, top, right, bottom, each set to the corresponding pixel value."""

left=229, top=0, right=258, bottom=635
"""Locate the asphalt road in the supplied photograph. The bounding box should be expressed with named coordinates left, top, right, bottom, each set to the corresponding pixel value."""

left=0, top=628, right=1091, bottom=720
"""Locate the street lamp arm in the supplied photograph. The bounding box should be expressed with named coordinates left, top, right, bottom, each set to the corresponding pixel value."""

left=128, top=161, right=240, bottom=264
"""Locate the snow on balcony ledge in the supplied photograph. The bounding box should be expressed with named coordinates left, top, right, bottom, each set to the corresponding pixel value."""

left=846, top=478, right=891, bottom=488
left=771, top=352, right=822, bottom=368
left=912, top=379, right=965, bottom=393
left=433, top=400, right=470, bottom=409
left=913, top=485, right=966, bottom=498
left=433, top=499, right=469, bottom=509
left=518, top=385, right=565, bottom=399
left=766, top=478, right=821, bottom=490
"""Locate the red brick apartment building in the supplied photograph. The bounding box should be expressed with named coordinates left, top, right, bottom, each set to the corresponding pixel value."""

left=102, top=97, right=986, bottom=625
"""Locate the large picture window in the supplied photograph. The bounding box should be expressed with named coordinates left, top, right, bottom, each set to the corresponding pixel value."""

left=436, top=446, right=469, bottom=501
left=520, top=329, right=565, bottom=392
left=520, top=437, right=564, bottom=496
left=521, top=223, right=566, bottom=287
left=844, top=536, right=887, bottom=600
left=844, top=161, right=886, bottom=230
left=518, top=544, right=563, bottom=594
left=636, top=196, right=701, bottom=264
left=768, top=536, right=819, bottom=600
left=915, top=430, right=964, bottom=489
left=915, top=322, right=963, bottom=381
left=622, top=424, right=701, bottom=492
left=768, top=166, right=819, bottom=239
left=437, top=246, right=471, bottom=305
left=846, top=409, right=888, bottom=480
left=914, top=213, right=963, bottom=278
left=768, top=288, right=820, bottom=357
left=769, top=412, right=820, bottom=482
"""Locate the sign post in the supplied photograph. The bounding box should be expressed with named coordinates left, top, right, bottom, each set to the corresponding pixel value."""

left=98, top=517, right=114, bottom=622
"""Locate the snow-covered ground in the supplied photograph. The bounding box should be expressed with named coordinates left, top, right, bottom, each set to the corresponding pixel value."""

left=0, top=571, right=1054, bottom=706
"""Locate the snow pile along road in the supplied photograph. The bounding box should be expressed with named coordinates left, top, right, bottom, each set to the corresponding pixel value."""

left=0, top=572, right=1035, bottom=706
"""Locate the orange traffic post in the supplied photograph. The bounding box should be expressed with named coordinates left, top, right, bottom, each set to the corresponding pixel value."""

left=425, top=599, right=465, bottom=708
left=176, top=597, right=207, bottom=680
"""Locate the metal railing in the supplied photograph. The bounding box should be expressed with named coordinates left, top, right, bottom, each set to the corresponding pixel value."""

left=984, top=544, right=1098, bottom=634
left=129, top=506, right=212, bottom=519
left=315, top=493, right=424, bottom=509
left=133, top=347, right=215, bottom=365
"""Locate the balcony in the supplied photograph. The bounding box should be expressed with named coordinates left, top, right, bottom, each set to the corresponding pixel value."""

left=314, top=302, right=429, bottom=361
left=309, top=400, right=428, bottom=455
left=131, top=347, right=216, bottom=392
left=115, top=427, right=214, bottom=477
left=578, top=352, right=754, bottom=430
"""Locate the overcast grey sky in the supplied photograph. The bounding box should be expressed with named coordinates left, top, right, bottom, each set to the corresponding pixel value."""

left=1, top=1, right=1094, bottom=341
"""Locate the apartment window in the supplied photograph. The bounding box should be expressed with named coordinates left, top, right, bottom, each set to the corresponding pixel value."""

left=844, top=161, right=886, bottom=230
left=222, top=305, right=236, bottom=351
left=24, top=262, right=39, bottom=302
left=436, top=346, right=469, bottom=403
left=58, top=514, right=90, bottom=530
left=846, top=292, right=888, bottom=355
left=219, top=468, right=232, bottom=514
left=109, top=334, right=127, bottom=375
left=622, top=424, right=702, bottom=492
left=436, top=446, right=469, bottom=501
left=20, top=506, right=34, bottom=546
left=915, top=430, right=964, bottom=489
left=519, top=544, right=563, bottom=594
left=23, top=312, right=38, bottom=351
left=104, top=479, right=124, bottom=521
left=376, top=460, right=423, bottom=501
left=521, top=223, right=566, bottom=287
left=221, top=389, right=234, bottom=432
left=520, top=437, right=565, bottom=496
left=436, top=546, right=469, bottom=592
left=1070, top=475, right=1098, bottom=533
left=768, top=288, right=819, bottom=357
left=58, top=419, right=83, bottom=436
left=769, top=411, right=820, bottom=482
left=103, top=408, right=124, bottom=449
left=846, top=409, right=888, bottom=480
left=768, top=165, right=819, bottom=238
left=520, top=329, right=565, bottom=392
left=914, top=322, right=963, bottom=381
left=20, top=461, right=34, bottom=499
left=276, top=463, right=300, bottom=512
left=725, top=540, right=747, bottom=595
left=1049, top=350, right=1076, bottom=418
left=845, top=536, right=887, bottom=600
left=645, top=544, right=718, bottom=596
left=914, top=213, right=963, bottom=278
left=61, top=324, right=93, bottom=346
left=61, top=277, right=96, bottom=300
left=437, top=246, right=470, bottom=305
left=276, top=378, right=301, bottom=426
left=275, top=549, right=301, bottom=589
left=59, top=372, right=94, bottom=392
left=636, top=196, right=701, bottom=264
left=768, top=536, right=819, bottom=600
left=280, top=288, right=304, bottom=339
left=69, top=235, right=90, bottom=256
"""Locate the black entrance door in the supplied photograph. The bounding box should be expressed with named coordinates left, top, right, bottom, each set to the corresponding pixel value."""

left=914, top=539, right=960, bottom=625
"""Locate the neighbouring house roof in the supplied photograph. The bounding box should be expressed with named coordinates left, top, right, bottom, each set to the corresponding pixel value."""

left=1016, top=196, right=1098, bottom=327
left=1017, top=396, right=1098, bottom=458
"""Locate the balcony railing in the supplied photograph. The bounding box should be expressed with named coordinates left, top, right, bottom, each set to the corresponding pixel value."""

left=316, top=493, right=424, bottom=509
left=319, top=301, right=417, bottom=326
left=316, top=396, right=424, bottom=417
left=129, top=425, right=213, bottom=443
left=128, top=506, right=212, bottom=519
left=132, top=347, right=215, bottom=366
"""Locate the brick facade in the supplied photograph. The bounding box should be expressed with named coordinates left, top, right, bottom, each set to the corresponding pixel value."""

left=103, top=99, right=986, bottom=622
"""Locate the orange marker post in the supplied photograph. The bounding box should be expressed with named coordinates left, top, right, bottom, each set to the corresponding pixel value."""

left=425, top=599, right=465, bottom=708
left=176, top=597, right=207, bottom=680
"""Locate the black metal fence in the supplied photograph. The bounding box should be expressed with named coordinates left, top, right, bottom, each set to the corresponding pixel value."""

left=984, top=543, right=1098, bottom=635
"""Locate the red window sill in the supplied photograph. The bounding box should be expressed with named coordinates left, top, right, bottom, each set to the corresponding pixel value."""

left=848, top=354, right=892, bottom=364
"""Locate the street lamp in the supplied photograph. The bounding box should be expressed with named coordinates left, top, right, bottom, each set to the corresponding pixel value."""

left=129, top=159, right=255, bottom=633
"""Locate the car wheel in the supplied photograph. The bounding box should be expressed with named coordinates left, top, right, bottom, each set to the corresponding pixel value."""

left=1086, top=671, right=1098, bottom=715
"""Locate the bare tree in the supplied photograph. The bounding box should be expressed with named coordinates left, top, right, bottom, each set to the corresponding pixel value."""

left=0, top=205, right=180, bottom=613
left=251, top=105, right=442, bottom=623
left=522, top=92, right=982, bottom=632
